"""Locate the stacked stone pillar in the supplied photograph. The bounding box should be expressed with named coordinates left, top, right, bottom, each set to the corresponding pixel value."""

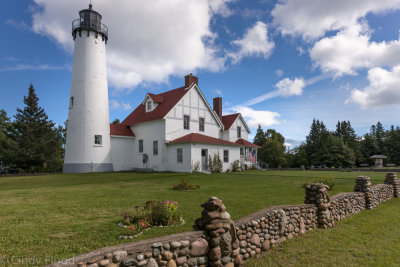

left=384, top=172, right=400, bottom=198
left=304, top=183, right=334, bottom=229
left=354, top=176, right=375, bottom=209
left=194, top=197, right=238, bottom=267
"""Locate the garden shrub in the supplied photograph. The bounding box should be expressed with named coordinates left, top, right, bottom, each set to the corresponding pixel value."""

left=231, top=160, right=240, bottom=172
left=121, top=200, right=183, bottom=236
left=208, top=152, right=223, bottom=173
left=192, top=161, right=201, bottom=173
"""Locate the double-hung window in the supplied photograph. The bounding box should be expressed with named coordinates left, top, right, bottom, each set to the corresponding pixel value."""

left=184, top=115, right=190, bottom=130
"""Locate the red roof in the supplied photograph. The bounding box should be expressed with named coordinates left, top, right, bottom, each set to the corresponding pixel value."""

left=236, top=138, right=259, bottom=148
left=148, top=93, right=164, bottom=103
left=110, top=124, right=135, bottom=137
left=123, top=86, right=189, bottom=125
left=168, top=133, right=241, bottom=147
left=222, top=113, right=240, bottom=130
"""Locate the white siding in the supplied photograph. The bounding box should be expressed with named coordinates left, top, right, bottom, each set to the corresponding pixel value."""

left=190, top=144, right=240, bottom=172
left=165, top=87, right=222, bottom=141
left=225, top=116, right=249, bottom=142
left=166, top=144, right=192, bottom=172
left=130, top=120, right=167, bottom=171
left=110, top=136, right=135, bottom=171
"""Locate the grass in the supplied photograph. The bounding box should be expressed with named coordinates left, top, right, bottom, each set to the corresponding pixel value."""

left=246, top=198, right=400, bottom=267
left=0, top=170, right=394, bottom=266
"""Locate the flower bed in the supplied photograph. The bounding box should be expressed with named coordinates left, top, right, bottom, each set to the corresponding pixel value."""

left=119, top=200, right=183, bottom=239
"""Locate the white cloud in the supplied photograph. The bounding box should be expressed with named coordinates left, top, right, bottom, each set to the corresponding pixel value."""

left=272, top=0, right=400, bottom=39
left=0, top=64, right=67, bottom=72
left=275, top=69, right=284, bottom=77
left=215, top=89, right=223, bottom=96
left=5, top=19, right=29, bottom=31
left=241, top=77, right=305, bottom=106
left=232, top=106, right=280, bottom=128
left=208, top=0, right=233, bottom=17
left=229, top=21, right=275, bottom=63
left=110, top=100, right=132, bottom=110
left=31, top=0, right=233, bottom=91
left=346, top=66, right=400, bottom=108
left=275, top=77, right=305, bottom=97
left=310, top=23, right=400, bottom=77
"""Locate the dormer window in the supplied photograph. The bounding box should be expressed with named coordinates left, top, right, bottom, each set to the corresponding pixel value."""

left=146, top=100, right=152, bottom=111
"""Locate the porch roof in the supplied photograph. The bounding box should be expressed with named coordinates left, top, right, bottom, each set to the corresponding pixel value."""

left=235, top=138, right=259, bottom=148
left=167, top=133, right=241, bottom=147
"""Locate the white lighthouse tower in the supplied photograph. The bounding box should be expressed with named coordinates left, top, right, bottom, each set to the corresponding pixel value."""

left=63, top=5, right=113, bottom=173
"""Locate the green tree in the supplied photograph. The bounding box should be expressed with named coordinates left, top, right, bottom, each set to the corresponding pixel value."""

left=253, top=124, right=266, bottom=146
left=287, top=144, right=309, bottom=168
left=321, top=134, right=355, bottom=167
left=386, top=126, right=400, bottom=165
left=112, top=118, right=120, bottom=124
left=334, top=120, right=361, bottom=164
left=0, top=110, right=15, bottom=170
left=305, top=119, right=329, bottom=165
left=10, top=84, right=63, bottom=172
left=258, top=129, right=286, bottom=167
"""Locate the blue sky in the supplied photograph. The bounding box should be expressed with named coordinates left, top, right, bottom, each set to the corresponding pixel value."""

left=1, top=0, right=400, bottom=146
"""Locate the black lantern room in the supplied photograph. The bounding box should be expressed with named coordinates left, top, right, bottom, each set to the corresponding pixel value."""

left=72, top=4, right=108, bottom=42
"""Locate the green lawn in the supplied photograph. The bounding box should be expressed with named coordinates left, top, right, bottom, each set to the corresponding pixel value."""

left=0, top=170, right=393, bottom=266
left=246, top=198, right=400, bottom=267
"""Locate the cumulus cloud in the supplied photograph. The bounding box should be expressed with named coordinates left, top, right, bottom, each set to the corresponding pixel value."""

left=229, top=21, right=274, bottom=64
left=272, top=0, right=400, bottom=39
left=346, top=66, right=400, bottom=108
left=31, top=0, right=233, bottom=91
left=310, top=23, right=400, bottom=77
left=110, top=99, right=132, bottom=110
left=232, top=106, right=280, bottom=128
left=275, top=77, right=305, bottom=97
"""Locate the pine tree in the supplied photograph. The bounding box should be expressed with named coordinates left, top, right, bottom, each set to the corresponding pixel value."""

left=0, top=110, right=15, bottom=171
left=10, top=84, right=63, bottom=172
left=306, top=119, right=329, bottom=165
left=253, top=124, right=266, bottom=146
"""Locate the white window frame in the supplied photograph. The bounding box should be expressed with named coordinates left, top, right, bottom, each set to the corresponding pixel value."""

left=147, top=100, right=152, bottom=111
left=153, top=140, right=158, bottom=156
left=177, top=148, right=183, bottom=163
left=224, top=150, right=229, bottom=163
left=94, top=135, right=102, bottom=145
left=139, top=139, right=143, bottom=153
left=199, top=117, right=205, bottom=132
left=184, top=115, right=190, bottom=130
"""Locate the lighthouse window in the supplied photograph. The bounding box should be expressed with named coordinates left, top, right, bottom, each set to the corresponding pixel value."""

left=94, top=135, right=102, bottom=145
left=69, top=97, right=74, bottom=108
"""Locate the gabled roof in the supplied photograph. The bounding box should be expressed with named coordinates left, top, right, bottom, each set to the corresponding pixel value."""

left=110, top=124, right=135, bottom=137
left=222, top=113, right=240, bottom=130
left=235, top=138, right=259, bottom=148
left=148, top=93, right=164, bottom=103
left=123, top=86, right=189, bottom=125
left=222, top=113, right=251, bottom=133
left=168, top=133, right=241, bottom=147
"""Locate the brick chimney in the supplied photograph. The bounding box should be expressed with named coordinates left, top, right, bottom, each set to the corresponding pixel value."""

left=213, top=97, right=222, bottom=121
left=185, top=73, right=198, bottom=87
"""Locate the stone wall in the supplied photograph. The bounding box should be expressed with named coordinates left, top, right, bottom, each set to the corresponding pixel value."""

left=47, top=173, right=399, bottom=267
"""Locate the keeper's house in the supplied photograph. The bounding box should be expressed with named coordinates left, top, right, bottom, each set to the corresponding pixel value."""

left=110, top=74, right=259, bottom=173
